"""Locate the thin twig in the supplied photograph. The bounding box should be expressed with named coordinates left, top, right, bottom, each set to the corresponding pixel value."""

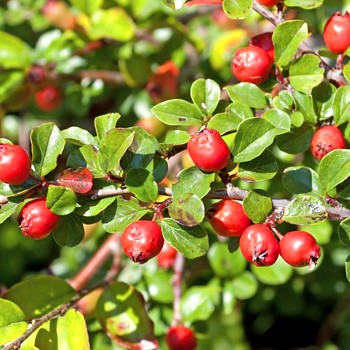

left=171, top=252, right=185, bottom=326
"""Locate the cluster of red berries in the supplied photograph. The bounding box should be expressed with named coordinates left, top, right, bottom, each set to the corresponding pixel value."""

left=207, top=199, right=321, bottom=269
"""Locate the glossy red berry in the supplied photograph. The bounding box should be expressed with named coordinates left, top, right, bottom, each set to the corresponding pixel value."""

left=121, top=220, right=164, bottom=264
left=35, top=85, right=62, bottom=112
left=279, top=231, right=321, bottom=269
left=18, top=198, right=61, bottom=239
left=165, top=325, right=197, bottom=350
left=323, top=12, right=350, bottom=54
left=239, top=224, right=280, bottom=266
left=187, top=129, right=231, bottom=172
left=207, top=199, right=251, bottom=237
left=250, top=32, right=274, bottom=61
left=156, top=241, right=178, bottom=269
left=256, top=0, right=280, bottom=6
left=311, top=125, right=345, bottom=161
left=0, top=144, right=31, bottom=185
left=232, top=46, right=273, bottom=84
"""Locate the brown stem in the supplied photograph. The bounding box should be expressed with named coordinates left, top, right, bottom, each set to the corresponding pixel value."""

left=252, top=1, right=283, bottom=26
left=171, top=252, right=185, bottom=326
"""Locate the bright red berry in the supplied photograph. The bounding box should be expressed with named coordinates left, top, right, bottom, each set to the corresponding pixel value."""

left=35, top=85, right=62, bottom=112
left=207, top=200, right=251, bottom=237
left=311, top=125, right=346, bottom=161
left=250, top=32, right=274, bottom=61
left=279, top=231, right=321, bottom=269
left=239, top=224, right=280, bottom=266
left=256, top=0, right=280, bottom=6
left=165, top=325, right=197, bottom=350
left=121, top=220, right=164, bottom=264
left=0, top=144, right=31, bottom=185
left=18, top=198, right=61, bottom=239
left=187, top=129, right=231, bottom=172
left=156, top=241, right=178, bottom=269
left=323, top=12, right=350, bottom=54
left=232, top=46, right=273, bottom=84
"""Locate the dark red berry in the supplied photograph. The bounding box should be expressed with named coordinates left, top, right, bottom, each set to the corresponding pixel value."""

left=165, top=325, right=197, bottom=350
left=156, top=241, right=178, bottom=269
left=35, top=85, right=62, bottom=112
left=250, top=32, right=274, bottom=61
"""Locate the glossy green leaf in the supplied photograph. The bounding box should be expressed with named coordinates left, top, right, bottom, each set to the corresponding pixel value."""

left=144, top=269, right=173, bottom=303
left=277, top=124, right=314, bottom=154
left=289, top=54, right=324, bottom=94
left=46, top=185, right=77, bottom=215
left=319, top=149, right=350, bottom=194
left=52, top=213, right=85, bottom=247
left=0, top=71, right=25, bottom=103
left=345, top=255, right=350, bottom=282
left=273, top=90, right=295, bottom=111
left=168, top=193, right=205, bottom=227
left=225, top=83, right=268, bottom=109
left=125, top=168, right=158, bottom=203
left=146, top=156, right=168, bottom=183
left=190, top=78, right=221, bottom=116
left=0, top=201, right=19, bottom=224
left=333, top=86, right=350, bottom=126
left=30, top=123, right=65, bottom=177
left=94, top=113, right=121, bottom=141
left=172, top=166, right=215, bottom=199
left=223, top=0, right=253, bottom=19
left=339, top=218, right=350, bottom=248
left=313, top=82, right=335, bottom=121
left=5, top=276, right=75, bottom=320
left=290, top=111, right=304, bottom=127
left=96, top=282, right=158, bottom=349
left=151, top=99, right=204, bottom=126
left=0, top=298, right=27, bottom=346
left=161, top=130, right=190, bottom=146
left=251, top=257, right=293, bottom=285
left=180, top=286, right=220, bottom=323
left=273, top=20, right=309, bottom=68
left=231, top=271, right=258, bottom=300
left=243, top=190, right=272, bottom=223
left=102, top=197, right=151, bottom=233
left=233, top=118, right=276, bottom=163
left=262, top=109, right=291, bottom=135
left=61, top=127, right=97, bottom=146
left=238, top=149, right=278, bottom=181
left=161, top=218, right=209, bottom=259
left=284, top=0, right=323, bottom=8
left=282, top=166, right=321, bottom=194
left=293, top=91, right=317, bottom=124
left=68, top=0, right=103, bottom=15
left=283, top=195, right=327, bottom=225
left=208, top=242, right=247, bottom=278
left=74, top=145, right=105, bottom=177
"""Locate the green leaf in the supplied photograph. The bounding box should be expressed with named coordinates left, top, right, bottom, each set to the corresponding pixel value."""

left=345, top=255, right=350, bottom=282
left=0, top=201, right=19, bottom=224
left=96, top=282, right=158, bottom=348
left=172, top=166, right=215, bottom=199
left=61, top=127, right=97, bottom=146
left=289, top=54, right=325, bottom=94
left=262, top=109, right=291, bottom=135
left=144, top=270, right=173, bottom=303
left=168, top=193, right=205, bottom=227
left=125, top=168, right=158, bottom=203
left=46, top=185, right=77, bottom=215
left=161, top=130, right=190, bottom=146
left=30, top=123, right=65, bottom=177
left=319, top=149, right=350, bottom=194
left=273, top=20, right=309, bottom=68
left=284, top=0, right=323, bottom=9
left=119, top=54, right=151, bottom=88
left=94, top=113, right=121, bottom=141
left=225, top=83, right=268, bottom=109
left=277, top=124, right=314, bottom=154
left=333, top=86, right=350, bottom=126
left=251, top=257, right=293, bottom=285
left=0, top=71, right=25, bottom=103
left=233, top=118, right=276, bottom=163
left=161, top=218, right=209, bottom=259
left=293, top=91, right=317, bottom=124
left=282, top=195, right=327, bottom=225
left=0, top=298, right=27, bottom=346
left=238, top=149, right=278, bottom=181
left=5, top=276, right=75, bottom=320
left=52, top=213, right=85, bottom=247
left=208, top=242, right=247, bottom=278
left=74, top=144, right=105, bottom=177
left=339, top=218, right=350, bottom=248
left=151, top=99, right=204, bottom=126
left=180, top=286, right=220, bottom=323
left=190, top=78, right=221, bottom=116
left=223, top=0, right=253, bottom=19
left=243, top=190, right=272, bottom=223
left=230, top=271, right=258, bottom=300
left=102, top=197, right=151, bottom=233
left=0, top=31, right=31, bottom=69
left=273, top=90, right=295, bottom=111
left=87, top=8, right=135, bottom=42
left=313, top=82, right=335, bottom=121
left=282, top=166, right=322, bottom=195
left=163, top=0, right=186, bottom=10
left=68, top=0, right=103, bottom=15
left=146, top=156, right=168, bottom=183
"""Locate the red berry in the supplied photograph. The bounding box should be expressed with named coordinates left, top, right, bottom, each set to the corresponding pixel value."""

left=311, top=125, right=346, bottom=161
left=0, top=144, right=31, bottom=185
left=187, top=129, right=231, bottom=172
left=121, top=220, right=164, bottom=264
left=165, top=325, right=197, bottom=350
left=250, top=32, right=274, bottom=61
left=279, top=231, right=321, bottom=269
left=156, top=241, right=178, bottom=269
left=35, top=86, right=62, bottom=112
left=232, top=46, right=273, bottom=84
left=323, top=12, right=350, bottom=54
left=18, top=198, right=61, bottom=239
left=256, top=0, right=280, bottom=6
left=239, top=224, right=280, bottom=266
left=207, top=199, right=251, bottom=237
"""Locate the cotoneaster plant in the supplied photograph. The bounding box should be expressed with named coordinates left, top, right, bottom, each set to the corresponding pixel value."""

left=250, top=32, right=274, bottom=61
left=35, top=85, right=63, bottom=112
left=165, top=325, right=197, bottom=350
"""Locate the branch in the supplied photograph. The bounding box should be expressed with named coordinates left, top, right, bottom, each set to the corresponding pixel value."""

left=171, top=252, right=185, bottom=326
